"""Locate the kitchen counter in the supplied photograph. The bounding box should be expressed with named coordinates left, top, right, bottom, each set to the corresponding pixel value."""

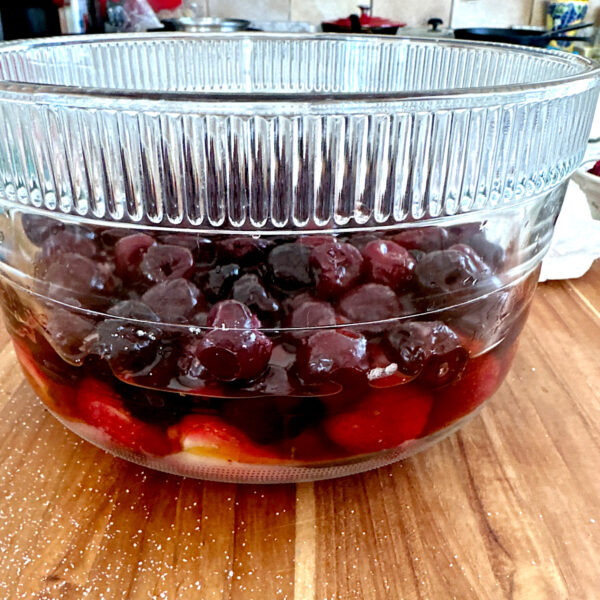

left=0, top=262, right=598, bottom=600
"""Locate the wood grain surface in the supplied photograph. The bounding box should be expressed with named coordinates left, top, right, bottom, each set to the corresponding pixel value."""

left=0, top=263, right=598, bottom=600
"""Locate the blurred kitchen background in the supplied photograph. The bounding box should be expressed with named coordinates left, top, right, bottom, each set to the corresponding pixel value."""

left=2, top=0, right=600, bottom=39
left=207, top=0, right=597, bottom=29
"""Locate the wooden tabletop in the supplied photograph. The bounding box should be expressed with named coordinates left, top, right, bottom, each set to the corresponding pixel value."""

left=0, top=262, right=598, bottom=600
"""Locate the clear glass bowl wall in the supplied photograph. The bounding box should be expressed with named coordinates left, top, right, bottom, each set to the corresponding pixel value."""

left=0, top=35, right=597, bottom=483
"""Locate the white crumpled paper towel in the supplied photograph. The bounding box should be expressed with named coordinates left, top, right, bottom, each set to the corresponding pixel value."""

left=539, top=180, right=600, bottom=282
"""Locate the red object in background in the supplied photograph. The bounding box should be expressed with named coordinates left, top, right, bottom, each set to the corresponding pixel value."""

left=97, top=0, right=182, bottom=18
left=146, top=0, right=182, bottom=10
left=322, top=5, right=405, bottom=34
left=588, top=160, right=600, bottom=177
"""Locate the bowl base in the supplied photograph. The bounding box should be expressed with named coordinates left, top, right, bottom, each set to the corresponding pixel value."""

left=48, top=406, right=483, bottom=483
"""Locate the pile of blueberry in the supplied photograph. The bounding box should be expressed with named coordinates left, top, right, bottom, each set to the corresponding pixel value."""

left=0, top=213, right=527, bottom=464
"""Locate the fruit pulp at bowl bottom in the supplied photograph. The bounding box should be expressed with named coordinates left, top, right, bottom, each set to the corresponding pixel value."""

left=9, top=316, right=521, bottom=482
left=0, top=213, right=540, bottom=482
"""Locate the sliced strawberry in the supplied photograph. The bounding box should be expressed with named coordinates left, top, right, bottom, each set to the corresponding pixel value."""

left=76, top=379, right=173, bottom=456
left=322, top=385, right=433, bottom=455
left=424, top=348, right=513, bottom=435
left=13, top=340, right=78, bottom=418
left=168, top=415, right=282, bottom=464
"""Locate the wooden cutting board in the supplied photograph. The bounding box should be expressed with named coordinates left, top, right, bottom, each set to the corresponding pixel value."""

left=0, top=263, right=598, bottom=600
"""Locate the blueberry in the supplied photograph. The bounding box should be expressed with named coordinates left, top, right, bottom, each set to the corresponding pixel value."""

left=45, top=308, right=96, bottom=363
left=392, top=228, right=450, bottom=252
left=140, top=244, right=194, bottom=284
left=268, top=243, right=313, bottom=291
left=232, top=274, right=280, bottom=317
left=107, top=300, right=160, bottom=322
left=217, top=236, right=272, bottom=266
left=384, top=321, right=468, bottom=387
left=338, top=283, right=403, bottom=333
left=21, top=214, right=63, bottom=246
left=114, top=233, right=155, bottom=281
left=285, top=300, right=337, bottom=341
left=414, top=248, right=491, bottom=300
left=199, top=263, right=241, bottom=302
left=142, top=278, right=204, bottom=324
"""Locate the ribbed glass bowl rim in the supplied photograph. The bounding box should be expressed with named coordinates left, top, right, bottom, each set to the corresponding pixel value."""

left=0, top=32, right=599, bottom=108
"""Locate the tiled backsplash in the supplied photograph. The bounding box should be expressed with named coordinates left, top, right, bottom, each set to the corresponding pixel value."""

left=207, top=0, right=600, bottom=28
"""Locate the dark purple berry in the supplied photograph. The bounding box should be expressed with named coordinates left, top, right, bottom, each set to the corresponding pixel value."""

left=414, top=248, right=491, bottom=299
left=114, top=233, right=155, bottom=280
left=177, top=339, right=208, bottom=387
left=100, top=228, right=133, bottom=248
left=297, top=330, right=368, bottom=384
left=92, top=318, right=161, bottom=376
left=232, top=274, right=280, bottom=316
left=310, top=242, right=364, bottom=298
left=286, top=300, right=337, bottom=341
left=361, top=239, right=415, bottom=290
left=409, top=249, right=426, bottom=262
left=384, top=321, right=468, bottom=387
left=217, top=236, right=272, bottom=266
left=392, top=228, right=450, bottom=252
left=45, top=253, right=115, bottom=305
left=107, top=300, right=160, bottom=322
left=465, top=233, right=505, bottom=271
left=140, top=244, right=194, bottom=284
left=42, top=229, right=97, bottom=261
left=196, top=329, right=272, bottom=382
left=268, top=243, right=313, bottom=291
left=45, top=308, right=95, bottom=363
left=200, top=263, right=241, bottom=302
left=158, top=233, right=215, bottom=267
left=206, top=299, right=260, bottom=329
left=346, top=232, right=380, bottom=250
left=339, top=283, right=403, bottom=332
left=142, top=278, right=204, bottom=324
left=21, top=214, right=63, bottom=246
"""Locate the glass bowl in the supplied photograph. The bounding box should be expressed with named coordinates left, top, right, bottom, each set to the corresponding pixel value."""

left=0, top=34, right=597, bottom=483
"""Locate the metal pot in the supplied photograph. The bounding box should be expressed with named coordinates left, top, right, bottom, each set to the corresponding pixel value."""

left=162, top=17, right=250, bottom=33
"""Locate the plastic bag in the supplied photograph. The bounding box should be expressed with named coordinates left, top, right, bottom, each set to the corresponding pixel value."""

left=106, top=0, right=163, bottom=32
left=539, top=181, right=600, bottom=282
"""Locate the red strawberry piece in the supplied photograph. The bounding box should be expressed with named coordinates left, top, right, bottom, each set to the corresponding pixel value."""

left=424, top=349, right=512, bottom=435
left=76, top=379, right=173, bottom=456
left=169, top=415, right=281, bottom=464
left=323, top=385, right=433, bottom=454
